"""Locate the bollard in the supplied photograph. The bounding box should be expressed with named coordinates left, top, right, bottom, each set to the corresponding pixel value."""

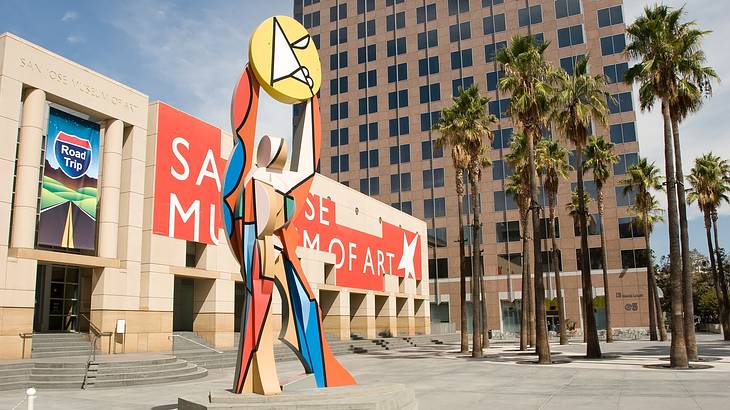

left=26, top=388, right=36, bottom=410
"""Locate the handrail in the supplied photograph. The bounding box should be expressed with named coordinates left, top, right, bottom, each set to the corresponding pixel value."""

left=19, top=333, right=33, bottom=359
left=79, top=314, right=113, bottom=354
left=168, top=334, right=223, bottom=358
left=81, top=333, right=98, bottom=390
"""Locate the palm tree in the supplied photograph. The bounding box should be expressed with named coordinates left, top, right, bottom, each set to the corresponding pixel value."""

left=668, top=21, right=719, bottom=362
left=507, top=132, right=534, bottom=350
left=622, top=158, right=667, bottom=342
left=434, top=117, right=471, bottom=353
left=688, top=153, right=730, bottom=340
left=437, top=85, right=496, bottom=358
left=553, top=55, right=609, bottom=359
left=537, top=138, right=572, bottom=345
left=584, top=136, right=619, bottom=343
left=626, top=5, right=717, bottom=366
left=497, top=34, right=560, bottom=364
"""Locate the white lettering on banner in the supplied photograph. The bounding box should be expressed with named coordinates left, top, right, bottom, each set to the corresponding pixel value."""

left=303, top=230, right=320, bottom=249
left=377, top=250, right=385, bottom=276
left=304, top=198, right=315, bottom=220
left=60, top=145, right=87, bottom=159
left=197, top=149, right=222, bottom=191
left=328, top=238, right=345, bottom=269
left=169, top=192, right=200, bottom=242
left=348, top=242, right=357, bottom=271
left=171, top=137, right=190, bottom=180
left=319, top=197, right=330, bottom=226
left=363, top=248, right=374, bottom=275
left=386, top=252, right=395, bottom=274
left=208, top=203, right=220, bottom=245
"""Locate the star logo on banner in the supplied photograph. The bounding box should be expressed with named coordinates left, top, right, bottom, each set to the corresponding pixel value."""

left=397, top=233, right=418, bottom=279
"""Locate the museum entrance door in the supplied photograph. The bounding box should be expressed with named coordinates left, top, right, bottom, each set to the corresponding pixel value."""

left=33, top=264, right=90, bottom=332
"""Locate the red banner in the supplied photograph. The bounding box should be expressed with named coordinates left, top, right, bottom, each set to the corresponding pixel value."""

left=295, top=194, right=422, bottom=291
left=152, top=103, right=224, bottom=245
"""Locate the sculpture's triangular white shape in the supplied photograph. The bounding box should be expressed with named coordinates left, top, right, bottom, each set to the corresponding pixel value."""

left=271, top=17, right=307, bottom=86
left=291, top=35, right=309, bottom=49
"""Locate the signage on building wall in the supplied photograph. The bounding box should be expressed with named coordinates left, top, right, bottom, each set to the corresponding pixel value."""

left=296, top=193, right=423, bottom=291
left=152, top=103, right=224, bottom=245
left=38, top=107, right=100, bottom=251
left=150, top=103, right=423, bottom=289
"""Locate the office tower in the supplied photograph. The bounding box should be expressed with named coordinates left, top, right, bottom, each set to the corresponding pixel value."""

left=295, top=0, right=647, bottom=335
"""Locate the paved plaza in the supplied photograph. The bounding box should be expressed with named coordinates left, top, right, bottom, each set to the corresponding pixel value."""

left=1, top=334, right=728, bottom=409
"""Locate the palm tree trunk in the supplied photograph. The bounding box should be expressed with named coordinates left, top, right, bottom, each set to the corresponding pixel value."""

left=470, top=175, right=483, bottom=358
left=648, top=232, right=668, bottom=341
left=597, top=188, right=613, bottom=343
left=705, top=211, right=730, bottom=340
left=520, top=209, right=530, bottom=351
left=549, top=197, right=567, bottom=345
left=644, top=216, right=658, bottom=341
left=712, top=212, right=730, bottom=341
left=654, top=273, right=668, bottom=342
left=457, top=180, right=469, bottom=353
left=671, top=117, right=697, bottom=360
left=481, top=256, right=489, bottom=348
left=575, top=146, right=601, bottom=359
left=526, top=129, right=550, bottom=364
left=528, top=250, right=536, bottom=348
left=662, top=101, right=688, bottom=368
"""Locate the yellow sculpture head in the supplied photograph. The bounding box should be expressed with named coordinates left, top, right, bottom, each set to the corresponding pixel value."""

left=249, top=16, right=321, bottom=104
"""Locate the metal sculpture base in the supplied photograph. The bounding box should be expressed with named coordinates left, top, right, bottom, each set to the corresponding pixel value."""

left=178, top=383, right=417, bottom=409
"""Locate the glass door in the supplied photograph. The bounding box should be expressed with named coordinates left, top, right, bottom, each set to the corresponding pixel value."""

left=47, top=265, right=80, bottom=331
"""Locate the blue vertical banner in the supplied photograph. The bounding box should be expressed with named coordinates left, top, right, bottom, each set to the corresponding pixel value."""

left=38, top=107, right=100, bottom=251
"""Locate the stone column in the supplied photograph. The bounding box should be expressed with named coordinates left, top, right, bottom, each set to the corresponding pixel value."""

left=396, top=297, right=415, bottom=336
left=97, top=119, right=123, bottom=259
left=10, top=88, right=45, bottom=249
left=193, top=277, right=235, bottom=348
left=349, top=291, right=375, bottom=339
left=0, top=76, right=33, bottom=360
left=320, top=289, right=350, bottom=340
left=414, top=298, right=430, bottom=335
left=375, top=294, right=397, bottom=337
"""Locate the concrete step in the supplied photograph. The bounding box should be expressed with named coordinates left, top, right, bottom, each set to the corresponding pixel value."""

left=97, top=361, right=188, bottom=374
left=0, top=368, right=32, bottom=378
left=94, top=363, right=201, bottom=381
left=31, top=349, right=90, bottom=358
left=98, top=357, right=179, bottom=368
left=31, top=367, right=87, bottom=376
left=32, top=340, right=92, bottom=348
left=0, top=381, right=28, bottom=391
left=92, top=367, right=207, bottom=388
left=33, top=362, right=86, bottom=369
left=27, top=380, right=85, bottom=390
left=29, top=373, right=85, bottom=382
left=32, top=335, right=90, bottom=341
left=0, top=373, right=30, bottom=385
left=0, top=362, right=34, bottom=370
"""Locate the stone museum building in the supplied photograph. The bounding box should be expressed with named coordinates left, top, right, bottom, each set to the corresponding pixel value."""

left=0, top=33, right=429, bottom=359
left=295, top=0, right=650, bottom=335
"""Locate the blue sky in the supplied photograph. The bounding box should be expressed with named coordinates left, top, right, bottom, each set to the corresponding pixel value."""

left=1, top=0, right=728, bottom=259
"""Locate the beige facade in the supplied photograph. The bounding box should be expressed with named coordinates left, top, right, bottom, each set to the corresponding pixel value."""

left=297, top=0, right=651, bottom=335
left=0, top=33, right=428, bottom=360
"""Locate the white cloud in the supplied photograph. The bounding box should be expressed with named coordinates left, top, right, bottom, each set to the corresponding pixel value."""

left=106, top=2, right=291, bottom=142
left=61, top=11, right=78, bottom=22
left=66, top=35, right=85, bottom=44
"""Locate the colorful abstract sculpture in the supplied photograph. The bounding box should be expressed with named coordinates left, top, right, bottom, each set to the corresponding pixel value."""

left=221, top=16, right=356, bottom=395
